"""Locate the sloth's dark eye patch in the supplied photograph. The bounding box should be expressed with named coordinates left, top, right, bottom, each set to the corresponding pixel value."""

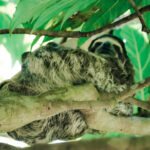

left=94, top=42, right=102, bottom=48
left=89, top=42, right=102, bottom=53
left=47, top=42, right=58, bottom=47
left=113, top=44, right=122, bottom=57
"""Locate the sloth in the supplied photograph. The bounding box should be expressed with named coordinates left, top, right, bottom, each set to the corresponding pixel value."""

left=5, top=34, right=134, bottom=145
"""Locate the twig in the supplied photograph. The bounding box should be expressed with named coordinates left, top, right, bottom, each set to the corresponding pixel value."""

left=0, top=5, right=150, bottom=37
left=116, top=77, right=150, bottom=102
left=126, top=97, right=150, bottom=111
left=128, top=0, right=150, bottom=33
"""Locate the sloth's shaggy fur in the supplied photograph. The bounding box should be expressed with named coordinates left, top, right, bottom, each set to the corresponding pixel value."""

left=7, top=35, right=134, bottom=145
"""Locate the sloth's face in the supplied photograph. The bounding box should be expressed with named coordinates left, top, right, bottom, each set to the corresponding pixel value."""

left=94, top=41, right=119, bottom=58
left=88, top=35, right=133, bottom=78
left=88, top=35, right=128, bottom=61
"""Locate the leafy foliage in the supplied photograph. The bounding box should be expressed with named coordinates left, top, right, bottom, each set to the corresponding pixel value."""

left=10, top=0, right=142, bottom=31
left=10, top=0, right=142, bottom=46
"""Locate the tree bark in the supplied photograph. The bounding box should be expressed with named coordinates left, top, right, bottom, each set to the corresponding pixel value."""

left=0, top=77, right=150, bottom=135
left=86, top=109, right=150, bottom=135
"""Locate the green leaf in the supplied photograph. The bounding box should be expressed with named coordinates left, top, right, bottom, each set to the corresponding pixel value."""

left=78, top=0, right=131, bottom=46
left=78, top=0, right=141, bottom=46
left=0, top=12, right=11, bottom=29
left=42, top=36, right=54, bottom=43
left=10, top=0, right=52, bottom=32
left=82, top=0, right=141, bottom=32
left=32, top=0, right=77, bottom=31
left=114, top=25, right=150, bottom=100
left=30, top=36, right=41, bottom=50
left=0, top=0, right=7, bottom=6
left=11, top=0, right=142, bottom=34
left=78, top=37, right=88, bottom=47
left=61, top=0, right=96, bottom=28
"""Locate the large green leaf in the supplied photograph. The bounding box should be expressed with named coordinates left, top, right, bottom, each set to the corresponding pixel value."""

left=61, top=0, right=97, bottom=28
left=0, top=0, right=7, bottom=6
left=29, top=36, right=40, bottom=50
left=32, top=0, right=78, bottom=31
left=11, top=0, right=142, bottom=33
left=78, top=0, right=141, bottom=46
left=11, top=0, right=143, bottom=48
left=114, top=25, right=150, bottom=100
left=0, top=12, right=10, bottom=29
left=81, top=0, right=121, bottom=32
left=10, top=0, right=53, bottom=32
left=81, top=0, right=141, bottom=32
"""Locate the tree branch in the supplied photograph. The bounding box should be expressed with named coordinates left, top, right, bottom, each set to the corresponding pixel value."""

left=0, top=5, right=150, bottom=37
left=86, top=109, right=150, bottom=135
left=0, top=83, right=100, bottom=132
left=0, top=76, right=150, bottom=135
left=128, top=0, right=150, bottom=33
left=114, top=77, right=150, bottom=102
left=126, top=97, right=150, bottom=111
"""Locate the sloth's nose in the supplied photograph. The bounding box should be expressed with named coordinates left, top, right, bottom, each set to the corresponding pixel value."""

left=102, top=42, right=111, bottom=48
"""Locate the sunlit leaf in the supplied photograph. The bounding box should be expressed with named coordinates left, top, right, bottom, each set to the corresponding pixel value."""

left=0, top=12, right=10, bottom=29
left=0, top=0, right=7, bottom=6
left=82, top=0, right=141, bottom=32
left=61, top=0, right=96, bottom=28
left=32, top=0, right=77, bottom=31
left=10, top=0, right=52, bottom=32
left=78, top=0, right=141, bottom=46
left=78, top=37, right=88, bottom=47
left=11, top=0, right=141, bottom=35
left=30, top=36, right=41, bottom=50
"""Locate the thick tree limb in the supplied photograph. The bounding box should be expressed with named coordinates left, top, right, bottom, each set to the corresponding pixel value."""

left=86, top=109, right=150, bottom=135
left=0, top=83, right=100, bottom=132
left=1, top=136, right=150, bottom=150
left=0, top=5, right=150, bottom=37
left=0, top=76, right=150, bottom=135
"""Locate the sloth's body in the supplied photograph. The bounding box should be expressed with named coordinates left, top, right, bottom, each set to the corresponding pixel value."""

left=7, top=35, right=134, bottom=144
